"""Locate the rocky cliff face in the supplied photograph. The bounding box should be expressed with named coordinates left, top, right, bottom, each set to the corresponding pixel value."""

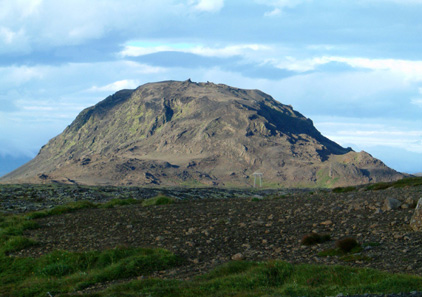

left=0, top=80, right=403, bottom=187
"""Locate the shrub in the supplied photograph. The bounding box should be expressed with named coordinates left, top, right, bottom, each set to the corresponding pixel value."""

left=262, top=261, right=294, bottom=286
left=40, top=263, right=74, bottom=277
left=366, top=183, right=390, bottom=191
left=142, top=195, right=174, bottom=206
left=332, top=186, right=357, bottom=193
left=336, top=237, right=360, bottom=253
left=26, top=201, right=97, bottom=219
left=2, top=236, right=38, bottom=254
left=48, top=201, right=97, bottom=215
left=301, top=233, right=331, bottom=246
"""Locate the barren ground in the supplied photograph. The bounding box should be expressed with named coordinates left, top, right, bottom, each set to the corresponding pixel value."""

left=16, top=185, right=422, bottom=281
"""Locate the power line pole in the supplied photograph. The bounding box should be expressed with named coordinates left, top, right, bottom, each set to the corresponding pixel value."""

left=253, top=172, right=263, bottom=188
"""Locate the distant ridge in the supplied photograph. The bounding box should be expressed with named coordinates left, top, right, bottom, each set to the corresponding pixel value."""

left=0, top=80, right=404, bottom=187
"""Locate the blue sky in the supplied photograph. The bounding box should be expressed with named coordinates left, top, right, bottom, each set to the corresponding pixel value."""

left=1, top=0, right=422, bottom=176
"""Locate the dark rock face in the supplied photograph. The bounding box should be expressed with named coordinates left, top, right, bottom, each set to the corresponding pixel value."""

left=0, top=80, right=403, bottom=187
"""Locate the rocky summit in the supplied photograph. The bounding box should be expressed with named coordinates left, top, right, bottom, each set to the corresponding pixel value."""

left=0, top=80, right=403, bottom=187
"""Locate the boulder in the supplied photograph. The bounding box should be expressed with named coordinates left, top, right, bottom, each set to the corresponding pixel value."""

left=231, top=253, right=245, bottom=261
left=382, top=197, right=401, bottom=211
left=410, top=198, right=422, bottom=231
left=405, top=197, right=418, bottom=208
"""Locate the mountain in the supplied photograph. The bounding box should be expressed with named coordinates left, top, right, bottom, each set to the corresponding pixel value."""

left=0, top=80, right=404, bottom=187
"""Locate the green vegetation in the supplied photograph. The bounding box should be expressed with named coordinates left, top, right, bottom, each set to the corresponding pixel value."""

left=0, top=213, right=39, bottom=254
left=318, top=238, right=365, bottom=262
left=3, top=251, right=417, bottom=297
left=330, top=176, right=422, bottom=193
left=315, top=168, right=340, bottom=188
left=1, top=200, right=182, bottom=296
left=26, top=201, right=98, bottom=219
left=365, top=183, right=392, bottom=191
left=142, top=195, right=175, bottom=206
left=100, top=260, right=422, bottom=297
left=179, top=179, right=207, bottom=187
left=25, top=197, right=153, bottom=219
left=332, top=186, right=357, bottom=193
left=0, top=246, right=183, bottom=296
left=366, top=176, right=422, bottom=191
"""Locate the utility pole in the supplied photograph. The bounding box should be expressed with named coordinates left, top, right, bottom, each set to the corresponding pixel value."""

left=253, top=172, right=263, bottom=188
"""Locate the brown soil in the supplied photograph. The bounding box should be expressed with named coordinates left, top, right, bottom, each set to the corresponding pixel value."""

left=17, top=186, right=422, bottom=282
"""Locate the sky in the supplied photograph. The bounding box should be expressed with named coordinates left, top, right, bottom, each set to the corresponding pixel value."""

left=1, top=0, right=422, bottom=177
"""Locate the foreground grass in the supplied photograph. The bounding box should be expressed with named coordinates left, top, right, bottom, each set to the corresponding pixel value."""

left=0, top=247, right=183, bottom=297
left=99, top=260, right=422, bottom=297
left=2, top=250, right=421, bottom=297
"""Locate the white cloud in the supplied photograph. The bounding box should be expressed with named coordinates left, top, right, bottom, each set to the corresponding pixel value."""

left=0, top=65, right=45, bottom=86
left=190, top=44, right=271, bottom=57
left=256, top=0, right=309, bottom=8
left=256, top=0, right=310, bottom=15
left=0, top=27, right=30, bottom=53
left=88, top=80, right=140, bottom=92
left=22, top=106, right=54, bottom=111
left=264, top=8, right=282, bottom=16
left=191, top=0, right=224, bottom=12
left=0, top=27, right=20, bottom=44
left=270, top=56, right=422, bottom=83
left=273, top=70, right=409, bottom=107
left=411, top=98, right=422, bottom=107
left=121, top=42, right=272, bottom=59
left=0, top=0, right=190, bottom=53
left=121, top=45, right=186, bottom=57
left=314, top=117, right=422, bottom=155
left=0, top=0, right=43, bottom=19
left=330, top=57, right=422, bottom=82
left=370, top=0, right=422, bottom=4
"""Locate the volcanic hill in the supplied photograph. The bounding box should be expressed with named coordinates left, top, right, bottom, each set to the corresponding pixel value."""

left=0, top=80, right=403, bottom=187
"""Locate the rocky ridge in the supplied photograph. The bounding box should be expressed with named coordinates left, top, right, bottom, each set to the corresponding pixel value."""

left=0, top=80, right=403, bottom=187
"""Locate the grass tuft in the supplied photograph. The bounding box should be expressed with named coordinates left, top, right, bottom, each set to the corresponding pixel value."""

left=2, top=236, right=38, bottom=254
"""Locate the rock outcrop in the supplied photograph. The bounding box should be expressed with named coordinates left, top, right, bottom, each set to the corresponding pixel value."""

left=410, top=198, right=422, bottom=231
